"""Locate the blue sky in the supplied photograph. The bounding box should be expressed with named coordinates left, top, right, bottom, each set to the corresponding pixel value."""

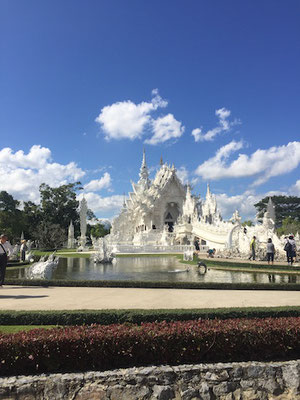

left=1, top=0, right=300, bottom=220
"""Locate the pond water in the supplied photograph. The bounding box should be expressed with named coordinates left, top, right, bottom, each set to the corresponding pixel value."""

left=6, top=255, right=300, bottom=284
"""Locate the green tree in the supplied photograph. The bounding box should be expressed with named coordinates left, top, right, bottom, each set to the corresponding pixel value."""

left=0, top=191, right=26, bottom=241
left=277, top=217, right=300, bottom=237
left=22, top=201, right=42, bottom=240
left=39, top=182, right=82, bottom=236
left=87, top=209, right=96, bottom=220
left=34, top=222, right=66, bottom=249
left=88, top=222, right=110, bottom=238
left=242, top=220, right=254, bottom=227
left=0, top=191, right=20, bottom=212
left=254, top=196, right=300, bottom=227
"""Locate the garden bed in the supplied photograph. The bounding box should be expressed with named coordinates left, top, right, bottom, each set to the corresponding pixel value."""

left=1, top=316, right=300, bottom=376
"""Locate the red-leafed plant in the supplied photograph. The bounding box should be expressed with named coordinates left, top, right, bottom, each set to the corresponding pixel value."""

left=1, top=317, right=300, bottom=376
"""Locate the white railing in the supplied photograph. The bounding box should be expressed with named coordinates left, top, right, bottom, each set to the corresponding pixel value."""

left=114, top=244, right=196, bottom=254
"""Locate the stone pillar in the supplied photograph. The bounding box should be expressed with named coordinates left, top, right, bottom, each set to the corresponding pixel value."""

left=79, top=197, right=88, bottom=248
left=67, top=221, right=75, bottom=249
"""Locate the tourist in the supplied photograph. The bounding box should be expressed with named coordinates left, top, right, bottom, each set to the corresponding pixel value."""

left=207, top=248, right=216, bottom=258
left=283, top=236, right=289, bottom=263
left=266, top=238, right=275, bottom=265
left=248, top=236, right=256, bottom=261
left=285, top=235, right=297, bottom=266
left=20, top=239, right=28, bottom=262
left=0, top=234, right=13, bottom=288
left=194, top=238, right=200, bottom=252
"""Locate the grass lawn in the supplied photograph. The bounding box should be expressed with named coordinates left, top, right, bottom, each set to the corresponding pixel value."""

left=0, top=325, right=59, bottom=334
left=33, top=249, right=91, bottom=258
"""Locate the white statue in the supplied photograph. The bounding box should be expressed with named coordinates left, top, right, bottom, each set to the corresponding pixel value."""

left=183, top=248, right=194, bottom=261
left=10, top=244, right=20, bottom=261
left=78, top=197, right=88, bottom=250
left=92, top=237, right=115, bottom=263
left=26, top=253, right=59, bottom=280
left=230, top=210, right=241, bottom=224
left=67, top=220, right=75, bottom=249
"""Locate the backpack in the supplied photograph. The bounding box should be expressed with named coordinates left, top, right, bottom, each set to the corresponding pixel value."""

left=284, top=241, right=292, bottom=252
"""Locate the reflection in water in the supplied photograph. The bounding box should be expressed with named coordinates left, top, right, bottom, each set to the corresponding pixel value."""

left=268, top=274, right=276, bottom=283
left=6, top=256, right=300, bottom=284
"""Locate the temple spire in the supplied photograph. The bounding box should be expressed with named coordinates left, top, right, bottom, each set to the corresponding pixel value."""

left=160, top=155, right=163, bottom=166
left=138, top=148, right=150, bottom=188
left=142, top=148, right=146, bottom=168
left=206, top=183, right=211, bottom=197
left=186, top=183, right=192, bottom=198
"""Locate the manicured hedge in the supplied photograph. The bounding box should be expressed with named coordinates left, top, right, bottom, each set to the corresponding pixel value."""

left=4, top=278, right=300, bottom=290
left=1, top=307, right=300, bottom=326
left=196, top=258, right=300, bottom=272
left=1, top=317, right=300, bottom=376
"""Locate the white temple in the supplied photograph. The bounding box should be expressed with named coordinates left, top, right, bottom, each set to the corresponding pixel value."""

left=107, top=150, right=281, bottom=256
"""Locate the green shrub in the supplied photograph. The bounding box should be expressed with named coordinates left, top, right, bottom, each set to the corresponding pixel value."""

left=4, top=278, right=300, bottom=291
left=1, top=307, right=300, bottom=326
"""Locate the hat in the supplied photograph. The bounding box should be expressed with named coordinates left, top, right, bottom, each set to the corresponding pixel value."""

left=21, top=239, right=27, bottom=243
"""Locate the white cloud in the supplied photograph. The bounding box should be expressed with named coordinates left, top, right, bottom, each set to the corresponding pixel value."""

left=83, top=172, right=111, bottom=192
left=195, top=141, right=300, bottom=186
left=192, top=107, right=240, bottom=142
left=290, top=179, right=300, bottom=196
left=176, top=166, right=189, bottom=184
left=78, top=192, right=124, bottom=215
left=195, top=140, right=244, bottom=179
left=0, top=145, right=51, bottom=169
left=0, top=145, right=85, bottom=203
left=95, top=89, right=168, bottom=141
left=145, top=114, right=185, bottom=145
left=216, top=189, right=285, bottom=220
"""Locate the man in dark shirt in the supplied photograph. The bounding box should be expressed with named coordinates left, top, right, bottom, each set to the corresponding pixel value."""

left=0, top=234, right=13, bottom=287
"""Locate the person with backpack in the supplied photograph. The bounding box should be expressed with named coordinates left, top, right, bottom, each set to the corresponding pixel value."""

left=283, top=236, right=289, bottom=263
left=285, top=235, right=297, bottom=266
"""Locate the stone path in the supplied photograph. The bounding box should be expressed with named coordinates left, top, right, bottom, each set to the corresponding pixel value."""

left=1, top=285, right=300, bottom=310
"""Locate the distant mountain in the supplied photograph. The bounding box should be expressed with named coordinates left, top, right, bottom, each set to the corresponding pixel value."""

left=88, top=218, right=112, bottom=228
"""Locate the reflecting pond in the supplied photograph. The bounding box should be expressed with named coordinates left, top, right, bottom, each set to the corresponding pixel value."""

left=6, top=256, right=300, bottom=284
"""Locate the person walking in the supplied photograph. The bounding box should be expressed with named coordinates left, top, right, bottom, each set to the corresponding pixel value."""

left=20, top=239, right=28, bottom=262
left=266, top=238, right=275, bottom=265
left=0, top=234, right=13, bottom=288
left=283, top=236, right=289, bottom=263
left=285, top=235, right=297, bottom=266
left=248, top=236, right=256, bottom=261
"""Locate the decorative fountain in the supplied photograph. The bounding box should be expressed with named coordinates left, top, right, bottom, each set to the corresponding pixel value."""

left=92, top=237, right=116, bottom=263
left=25, top=253, right=59, bottom=280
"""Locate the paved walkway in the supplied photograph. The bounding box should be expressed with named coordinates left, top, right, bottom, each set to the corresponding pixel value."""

left=1, top=285, right=300, bottom=310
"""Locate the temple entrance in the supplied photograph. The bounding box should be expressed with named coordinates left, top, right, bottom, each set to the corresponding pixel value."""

left=164, top=202, right=179, bottom=232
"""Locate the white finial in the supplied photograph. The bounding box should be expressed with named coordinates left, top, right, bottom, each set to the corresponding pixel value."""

left=142, top=147, right=146, bottom=165
left=139, top=148, right=150, bottom=188
left=207, top=183, right=211, bottom=196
